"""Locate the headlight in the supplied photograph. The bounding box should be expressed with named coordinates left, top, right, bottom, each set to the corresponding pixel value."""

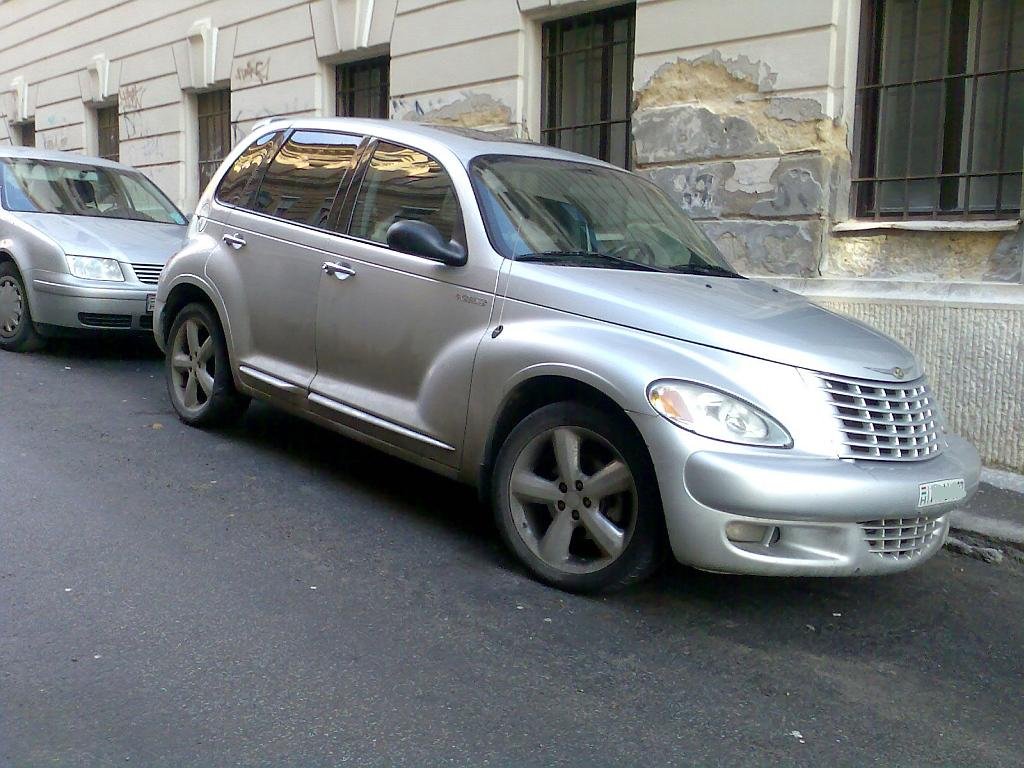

left=65, top=255, right=125, bottom=282
left=647, top=380, right=792, bottom=447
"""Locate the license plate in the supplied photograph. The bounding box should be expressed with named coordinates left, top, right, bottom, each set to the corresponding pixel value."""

left=918, top=478, right=966, bottom=508
left=146, top=294, right=156, bottom=313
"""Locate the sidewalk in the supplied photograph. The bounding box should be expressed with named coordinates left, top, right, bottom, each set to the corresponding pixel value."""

left=949, top=468, right=1024, bottom=546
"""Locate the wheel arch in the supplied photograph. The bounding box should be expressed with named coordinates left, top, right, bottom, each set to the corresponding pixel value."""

left=478, top=372, right=655, bottom=502
left=161, top=280, right=220, bottom=346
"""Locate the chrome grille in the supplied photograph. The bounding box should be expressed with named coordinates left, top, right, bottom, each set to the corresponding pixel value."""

left=130, top=263, right=163, bottom=285
left=861, top=515, right=943, bottom=559
left=816, top=373, right=943, bottom=461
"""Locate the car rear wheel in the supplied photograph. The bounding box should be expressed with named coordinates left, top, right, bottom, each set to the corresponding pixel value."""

left=166, top=302, right=248, bottom=427
left=0, top=262, right=45, bottom=353
left=493, top=402, right=664, bottom=593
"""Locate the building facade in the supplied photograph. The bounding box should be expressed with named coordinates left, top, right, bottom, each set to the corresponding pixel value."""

left=1, top=0, right=1021, bottom=470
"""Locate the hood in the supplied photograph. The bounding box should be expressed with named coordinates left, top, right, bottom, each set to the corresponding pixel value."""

left=19, top=213, right=186, bottom=265
left=507, top=264, right=919, bottom=381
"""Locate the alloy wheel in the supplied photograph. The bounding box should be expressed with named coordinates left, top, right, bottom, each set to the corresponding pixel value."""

left=508, top=426, right=638, bottom=574
left=0, top=276, right=24, bottom=339
left=170, top=316, right=216, bottom=414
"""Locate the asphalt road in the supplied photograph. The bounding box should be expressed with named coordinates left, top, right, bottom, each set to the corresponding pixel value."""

left=2, top=338, right=1022, bottom=767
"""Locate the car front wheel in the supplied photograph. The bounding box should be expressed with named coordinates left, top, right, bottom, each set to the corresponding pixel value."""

left=493, top=402, right=664, bottom=593
left=0, top=262, right=45, bottom=353
left=166, top=302, right=248, bottom=427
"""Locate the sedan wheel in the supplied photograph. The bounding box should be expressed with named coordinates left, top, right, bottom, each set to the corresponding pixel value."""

left=0, top=276, right=24, bottom=339
left=0, top=263, right=44, bottom=352
left=509, top=426, right=638, bottom=574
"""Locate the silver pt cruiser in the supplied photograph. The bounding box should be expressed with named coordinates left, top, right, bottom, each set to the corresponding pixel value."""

left=154, top=118, right=980, bottom=592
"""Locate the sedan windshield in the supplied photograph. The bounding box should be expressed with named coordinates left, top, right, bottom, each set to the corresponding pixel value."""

left=0, top=158, right=186, bottom=225
left=470, top=155, right=738, bottom=276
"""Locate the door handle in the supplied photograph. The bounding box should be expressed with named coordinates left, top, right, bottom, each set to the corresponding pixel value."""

left=322, top=261, right=356, bottom=280
left=222, top=233, right=246, bottom=250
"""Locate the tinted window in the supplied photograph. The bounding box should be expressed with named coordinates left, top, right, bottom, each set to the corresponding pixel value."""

left=349, top=142, right=459, bottom=245
left=253, top=131, right=362, bottom=229
left=216, top=131, right=279, bottom=208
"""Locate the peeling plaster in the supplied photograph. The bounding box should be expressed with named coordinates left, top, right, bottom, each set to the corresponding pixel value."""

left=634, top=51, right=849, bottom=164
left=826, top=230, right=1019, bottom=282
left=393, top=92, right=512, bottom=128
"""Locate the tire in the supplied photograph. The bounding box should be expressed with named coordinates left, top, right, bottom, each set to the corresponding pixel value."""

left=0, top=261, right=45, bottom=353
left=492, top=402, right=664, bottom=593
left=165, top=302, right=249, bottom=427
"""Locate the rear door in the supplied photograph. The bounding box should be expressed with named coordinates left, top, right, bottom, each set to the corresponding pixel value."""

left=307, top=140, right=497, bottom=468
left=207, top=129, right=366, bottom=400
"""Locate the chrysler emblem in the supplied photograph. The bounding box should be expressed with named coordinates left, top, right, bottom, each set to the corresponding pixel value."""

left=867, top=365, right=908, bottom=379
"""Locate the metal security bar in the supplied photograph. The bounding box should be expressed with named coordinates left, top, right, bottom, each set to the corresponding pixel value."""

left=336, top=57, right=390, bottom=119
left=197, top=89, right=231, bottom=192
left=854, top=0, right=1024, bottom=219
left=97, top=105, right=119, bottom=162
left=541, top=4, right=635, bottom=169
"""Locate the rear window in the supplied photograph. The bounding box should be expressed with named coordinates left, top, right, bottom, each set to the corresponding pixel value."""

left=215, top=131, right=280, bottom=209
left=251, top=130, right=363, bottom=230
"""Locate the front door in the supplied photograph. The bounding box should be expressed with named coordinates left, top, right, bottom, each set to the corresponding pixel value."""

left=309, top=141, right=496, bottom=468
left=208, top=130, right=364, bottom=397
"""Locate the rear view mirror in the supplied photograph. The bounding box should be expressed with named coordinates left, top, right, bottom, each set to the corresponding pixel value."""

left=386, top=220, right=466, bottom=266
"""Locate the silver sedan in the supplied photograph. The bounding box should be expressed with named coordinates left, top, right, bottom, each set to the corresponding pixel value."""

left=0, top=146, right=186, bottom=352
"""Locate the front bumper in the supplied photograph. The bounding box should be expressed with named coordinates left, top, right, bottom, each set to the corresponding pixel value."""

left=28, top=269, right=156, bottom=334
left=633, top=411, right=981, bottom=576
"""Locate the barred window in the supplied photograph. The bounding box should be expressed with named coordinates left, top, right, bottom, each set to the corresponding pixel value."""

left=854, top=0, right=1024, bottom=219
left=336, top=57, right=390, bottom=119
left=16, top=122, right=35, bottom=148
left=541, top=4, right=635, bottom=169
left=197, top=89, right=232, bottom=192
left=97, top=105, right=119, bottom=162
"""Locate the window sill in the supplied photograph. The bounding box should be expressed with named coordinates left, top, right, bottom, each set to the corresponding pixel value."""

left=833, top=219, right=1020, bottom=234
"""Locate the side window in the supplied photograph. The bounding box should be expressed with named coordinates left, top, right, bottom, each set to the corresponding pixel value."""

left=348, top=142, right=460, bottom=245
left=252, top=130, right=363, bottom=229
left=216, top=131, right=280, bottom=209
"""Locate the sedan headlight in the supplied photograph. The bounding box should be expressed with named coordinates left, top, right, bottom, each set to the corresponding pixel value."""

left=647, top=380, right=791, bottom=447
left=65, top=255, right=125, bottom=282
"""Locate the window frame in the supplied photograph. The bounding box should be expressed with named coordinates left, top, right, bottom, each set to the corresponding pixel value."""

left=338, top=137, right=467, bottom=254
left=852, top=0, right=1023, bottom=220
left=16, top=122, right=36, bottom=148
left=540, top=3, right=636, bottom=169
left=96, top=104, right=119, bottom=162
left=197, top=89, right=233, bottom=194
left=335, top=57, right=391, bottom=119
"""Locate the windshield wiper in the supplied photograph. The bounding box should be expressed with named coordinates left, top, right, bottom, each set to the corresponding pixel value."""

left=514, top=250, right=664, bottom=272
left=667, top=262, right=742, bottom=278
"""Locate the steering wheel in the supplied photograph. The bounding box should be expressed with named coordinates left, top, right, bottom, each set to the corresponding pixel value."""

left=607, top=241, right=657, bottom=266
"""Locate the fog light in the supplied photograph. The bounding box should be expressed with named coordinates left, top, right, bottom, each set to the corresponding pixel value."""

left=726, top=522, right=780, bottom=546
left=726, top=522, right=768, bottom=542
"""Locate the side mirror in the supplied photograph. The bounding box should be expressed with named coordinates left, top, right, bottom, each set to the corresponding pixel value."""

left=386, top=220, right=466, bottom=266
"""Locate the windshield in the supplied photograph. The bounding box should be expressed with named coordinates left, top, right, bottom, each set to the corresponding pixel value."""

left=0, top=158, right=186, bottom=225
left=470, top=155, right=738, bottom=276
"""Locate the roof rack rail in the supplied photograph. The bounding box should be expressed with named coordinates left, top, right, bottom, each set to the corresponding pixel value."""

left=251, top=115, right=292, bottom=133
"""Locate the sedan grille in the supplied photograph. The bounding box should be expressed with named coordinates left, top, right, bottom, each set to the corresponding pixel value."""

left=861, top=515, right=943, bottom=559
left=815, top=373, right=943, bottom=461
left=131, top=263, right=163, bottom=285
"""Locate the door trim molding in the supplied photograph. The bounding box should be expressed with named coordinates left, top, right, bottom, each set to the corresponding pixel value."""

left=307, top=392, right=456, bottom=453
left=238, top=364, right=305, bottom=394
